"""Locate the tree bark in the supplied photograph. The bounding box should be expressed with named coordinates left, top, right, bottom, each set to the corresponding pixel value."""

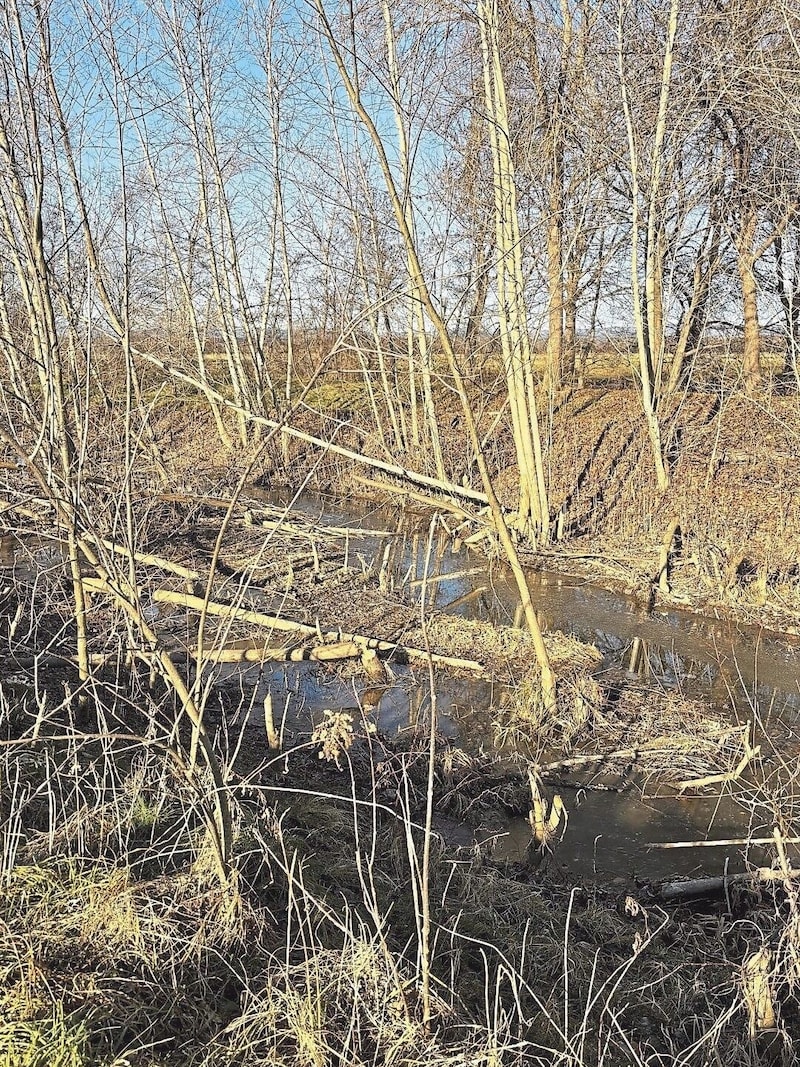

left=545, top=215, right=564, bottom=391
left=739, top=269, right=762, bottom=391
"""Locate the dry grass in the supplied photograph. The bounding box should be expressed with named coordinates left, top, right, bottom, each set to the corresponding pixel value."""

left=3, top=374, right=800, bottom=1065
left=584, top=684, right=754, bottom=783
left=2, top=682, right=799, bottom=1066
left=539, top=389, right=800, bottom=630
left=404, top=615, right=601, bottom=677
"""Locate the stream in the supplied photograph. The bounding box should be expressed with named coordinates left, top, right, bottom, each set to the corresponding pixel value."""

left=239, top=489, right=800, bottom=882
left=3, top=492, right=800, bottom=883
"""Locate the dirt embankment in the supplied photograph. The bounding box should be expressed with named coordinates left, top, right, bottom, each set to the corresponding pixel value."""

left=539, top=390, right=800, bottom=634
left=153, top=385, right=799, bottom=638
left=5, top=377, right=795, bottom=635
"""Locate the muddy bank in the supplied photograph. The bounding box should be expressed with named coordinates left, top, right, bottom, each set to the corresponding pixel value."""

left=364, top=389, right=800, bottom=637
left=3, top=383, right=799, bottom=635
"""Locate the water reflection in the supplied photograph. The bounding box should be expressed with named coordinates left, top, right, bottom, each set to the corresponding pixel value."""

left=277, top=487, right=800, bottom=723
left=481, top=789, right=779, bottom=881
left=226, top=489, right=800, bottom=878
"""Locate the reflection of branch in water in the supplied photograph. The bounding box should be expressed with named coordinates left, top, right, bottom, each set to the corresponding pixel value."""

left=440, top=586, right=487, bottom=613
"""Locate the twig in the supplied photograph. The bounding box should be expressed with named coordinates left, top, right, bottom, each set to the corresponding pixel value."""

left=677, top=721, right=759, bottom=792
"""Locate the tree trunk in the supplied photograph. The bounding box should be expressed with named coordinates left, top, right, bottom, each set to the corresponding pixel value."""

left=545, top=215, right=564, bottom=391
left=479, top=0, right=550, bottom=540
left=617, top=0, right=676, bottom=492
left=666, top=219, right=719, bottom=395
left=773, top=230, right=800, bottom=392
left=738, top=245, right=762, bottom=392
left=464, top=260, right=489, bottom=356
left=562, top=256, right=579, bottom=382
left=312, top=0, right=556, bottom=710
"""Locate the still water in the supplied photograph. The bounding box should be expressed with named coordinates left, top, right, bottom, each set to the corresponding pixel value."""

left=231, top=490, right=800, bottom=881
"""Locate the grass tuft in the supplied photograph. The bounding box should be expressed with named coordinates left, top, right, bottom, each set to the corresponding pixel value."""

left=0, top=1008, right=91, bottom=1067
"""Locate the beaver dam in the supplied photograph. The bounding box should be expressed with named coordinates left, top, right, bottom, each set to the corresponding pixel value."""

left=2, top=482, right=800, bottom=1065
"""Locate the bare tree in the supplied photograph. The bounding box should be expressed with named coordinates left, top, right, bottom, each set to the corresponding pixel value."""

left=381, top=0, right=446, bottom=477
left=773, top=217, right=800, bottom=390
left=701, top=0, right=798, bottom=392
left=477, top=0, right=550, bottom=541
left=508, top=0, right=602, bottom=390
left=615, top=0, right=680, bottom=490
left=311, top=0, right=556, bottom=715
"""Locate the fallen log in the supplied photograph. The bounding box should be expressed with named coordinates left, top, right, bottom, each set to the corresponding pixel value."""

left=1, top=642, right=366, bottom=671
left=658, top=866, right=800, bottom=902
left=408, top=566, right=484, bottom=590
left=441, top=586, right=488, bottom=612
left=158, top=489, right=392, bottom=542
left=85, top=534, right=200, bottom=583
left=255, top=513, right=394, bottom=539
left=0, top=652, right=130, bottom=670
left=0, top=521, right=199, bottom=583
left=353, top=475, right=479, bottom=520
left=152, top=589, right=484, bottom=671
left=187, top=642, right=363, bottom=664
left=648, top=836, right=800, bottom=850
left=135, top=348, right=491, bottom=509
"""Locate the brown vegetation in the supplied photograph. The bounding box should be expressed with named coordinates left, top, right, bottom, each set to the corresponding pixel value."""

left=2, top=0, right=800, bottom=1061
